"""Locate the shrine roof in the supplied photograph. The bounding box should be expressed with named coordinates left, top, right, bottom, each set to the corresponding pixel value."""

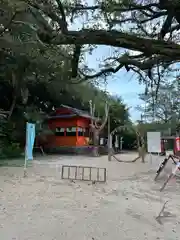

left=48, top=104, right=99, bottom=121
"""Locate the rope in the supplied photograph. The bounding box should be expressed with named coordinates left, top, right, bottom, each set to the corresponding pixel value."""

left=112, top=154, right=141, bottom=163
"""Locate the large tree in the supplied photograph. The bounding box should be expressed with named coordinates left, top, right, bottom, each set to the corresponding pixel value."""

left=11, top=0, right=180, bottom=83
left=1, top=0, right=180, bottom=89
left=0, top=0, right=134, bottom=157
left=138, top=79, right=180, bottom=123
left=0, top=0, right=77, bottom=118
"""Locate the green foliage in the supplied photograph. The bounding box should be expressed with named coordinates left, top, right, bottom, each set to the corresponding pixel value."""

left=1, top=0, right=179, bottom=155
left=122, top=131, right=137, bottom=150
left=0, top=0, right=134, bottom=157
left=137, top=79, right=180, bottom=136
left=0, top=117, right=22, bottom=159
left=138, top=79, right=180, bottom=123
left=1, top=143, right=22, bottom=159
left=137, top=122, right=177, bottom=137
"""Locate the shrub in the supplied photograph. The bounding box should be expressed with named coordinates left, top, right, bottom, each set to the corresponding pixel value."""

left=1, top=143, right=22, bottom=159
left=0, top=117, right=22, bottom=159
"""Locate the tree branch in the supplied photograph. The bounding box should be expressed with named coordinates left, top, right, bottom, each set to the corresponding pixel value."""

left=27, top=0, right=67, bottom=33
left=77, top=52, right=175, bottom=80
left=55, top=0, right=68, bottom=33
left=28, top=0, right=180, bottom=80
left=140, top=11, right=167, bottom=24
left=71, top=44, right=82, bottom=78
left=111, top=11, right=167, bottom=26
left=81, top=63, right=124, bottom=79
left=69, top=3, right=159, bottom=13
left=0, top=12, right=17, bottom=35
left=38, top=30, right=180, bottom=59
left=99, top=103, right=109, bottom=131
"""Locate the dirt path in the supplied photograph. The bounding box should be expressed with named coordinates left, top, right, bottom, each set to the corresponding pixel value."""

left=0, top=153, right=180, bottom=240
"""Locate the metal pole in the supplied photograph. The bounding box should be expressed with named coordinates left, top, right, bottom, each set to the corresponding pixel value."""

left=24, top=122, right=28, bottom=177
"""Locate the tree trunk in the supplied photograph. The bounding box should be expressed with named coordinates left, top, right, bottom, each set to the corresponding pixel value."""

left=8, top=73, right=18, bottom=121
left=136, top=133, right=146, bottom=163
left=7, top=92, right=17, bottom=121
left=92, top=129, right=100, bottom=157
left=138, top=146, right=145, bottom=163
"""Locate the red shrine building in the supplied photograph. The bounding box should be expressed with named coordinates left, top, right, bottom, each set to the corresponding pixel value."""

left=42, top=105, right=97, bottom=152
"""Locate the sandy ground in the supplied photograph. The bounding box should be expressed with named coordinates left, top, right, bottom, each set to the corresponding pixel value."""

left=0, top=152, right=180, bottom=240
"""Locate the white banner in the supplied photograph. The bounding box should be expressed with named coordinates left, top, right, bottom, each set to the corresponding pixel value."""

left=147, top=132, right=161, bottom=153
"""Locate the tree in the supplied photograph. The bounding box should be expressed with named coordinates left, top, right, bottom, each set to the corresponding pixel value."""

left=2, top=0, right=180, bottom=90
left=0, top=0, right=135, bottom=157
left=13, top=0, right=180, bottom=85
left=138, top=80, right=180, bottom=123
left=0, top=0, right=81, bottom=120
left=89, top=100, right=109, bottom=157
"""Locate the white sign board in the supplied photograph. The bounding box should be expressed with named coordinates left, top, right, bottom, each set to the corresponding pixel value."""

left=147, top=132, right=161, bottom=153
left=115, top=135, right=118, bottom=148
left=100, top=138, right=104, bottom=145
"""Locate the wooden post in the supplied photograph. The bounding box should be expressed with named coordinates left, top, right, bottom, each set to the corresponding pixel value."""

left=108, top=115, right=112, bottom=161
left=120, top=137, right=123, bottom=151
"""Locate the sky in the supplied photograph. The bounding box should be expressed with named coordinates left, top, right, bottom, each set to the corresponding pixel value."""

left=84, top=46, right=145, bottom=121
